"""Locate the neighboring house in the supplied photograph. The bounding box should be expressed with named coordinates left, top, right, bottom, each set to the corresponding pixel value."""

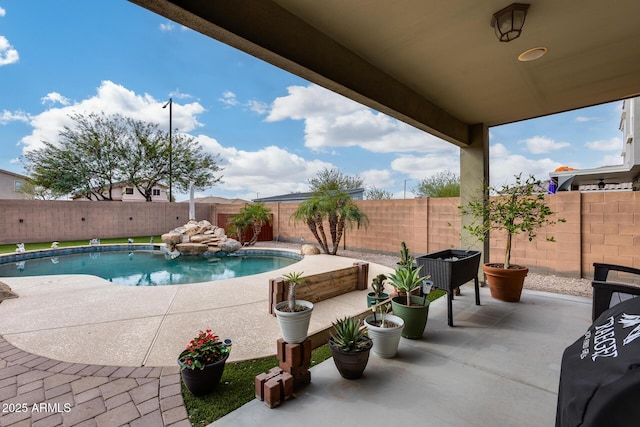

left=71, top=183, right=169, bottom=202
left=550, top=97, right=640, bottom=191
left=186, top=196, right=249, bottom=204
left=253, top=188, right=365, bottom=203
left=0, top=169, right=32, bottom=200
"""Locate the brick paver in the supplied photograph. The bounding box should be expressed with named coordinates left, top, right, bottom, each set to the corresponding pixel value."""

left=0, top=336, right=190, bottom=426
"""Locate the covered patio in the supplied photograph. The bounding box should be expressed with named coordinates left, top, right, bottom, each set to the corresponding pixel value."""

left=212, top=286, right=591, bottom=426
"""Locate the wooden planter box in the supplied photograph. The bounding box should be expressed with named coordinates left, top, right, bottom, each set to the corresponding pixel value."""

left=415, top=249, right=481, bottom=327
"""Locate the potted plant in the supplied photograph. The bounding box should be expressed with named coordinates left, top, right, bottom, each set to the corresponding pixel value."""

left=389, top=265, right=430, bottom=339
left=364, top=301, right=405, bottom=358
left=367, top=273, right=389, bottom=307
left=273, top=271, right=313, bottom=343
left=459, top=173, right=565, bottom=302
left=178, top=329, right=232, bottom=396
left=397, top=241, right=415, bottom=270
left=328, top=316, right=373, bottom=379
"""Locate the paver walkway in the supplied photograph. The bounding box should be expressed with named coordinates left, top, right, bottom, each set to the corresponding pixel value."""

left=0, top=336, right=189, bottom=427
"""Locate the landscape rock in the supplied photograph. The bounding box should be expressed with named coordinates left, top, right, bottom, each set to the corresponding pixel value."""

left=301, top=244, right=321, bottom=255
left=175, top=243, right=208, bottom=255
left=218, top=238, right=242, bottom=253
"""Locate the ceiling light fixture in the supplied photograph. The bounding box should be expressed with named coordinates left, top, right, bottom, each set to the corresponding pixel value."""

left=491, top=3, right=530, bottom=42
left=518, top=47, right=547, bottom=62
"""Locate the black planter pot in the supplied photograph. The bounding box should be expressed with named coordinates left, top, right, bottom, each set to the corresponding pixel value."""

left=329, top=339, right=373, bottom=380
left=178, top=353, right=229, bottom=396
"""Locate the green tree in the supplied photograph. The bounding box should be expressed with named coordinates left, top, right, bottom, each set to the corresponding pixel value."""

left=23, top=112, right=223, bottom=201
left=228, top=203, right=272, bottom=246
left=414, top=171, right=460, bottom=197
left=364, top=186, right=393, bottom=200
left=308, top=167, right=363, bottom=192
left=292, top=170, right=368, bottom=255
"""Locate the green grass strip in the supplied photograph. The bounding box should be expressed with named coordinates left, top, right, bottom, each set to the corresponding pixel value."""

left=0, top=236, right=162, bottom=255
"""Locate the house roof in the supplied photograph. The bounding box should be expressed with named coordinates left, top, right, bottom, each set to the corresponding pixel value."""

left=253, top=188, right=365, bottom=203
left=129, top=0, right=640, bottom=148
left=184, top=196, right=250, bottom=204
left=0, top=169, right=29, bottom=180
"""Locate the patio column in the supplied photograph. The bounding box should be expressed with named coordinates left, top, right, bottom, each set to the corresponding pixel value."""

left=460, top=123, right=489, bottom=282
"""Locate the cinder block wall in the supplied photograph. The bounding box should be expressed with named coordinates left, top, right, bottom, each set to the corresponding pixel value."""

left=0, top=200, right=212, bottom=244
left=2, top=191, right=639, bottom=279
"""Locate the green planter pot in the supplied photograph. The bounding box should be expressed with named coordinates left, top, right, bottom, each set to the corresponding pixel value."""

left=366, top=292, right=390, bottom=307
left=391, top=295, right=430, bottom=339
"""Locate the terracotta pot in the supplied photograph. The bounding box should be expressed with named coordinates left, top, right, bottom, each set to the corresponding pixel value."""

left=483, top=263, right=528, bottom=302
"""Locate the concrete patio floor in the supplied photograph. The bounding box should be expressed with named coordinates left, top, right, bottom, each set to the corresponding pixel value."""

left=212, top=286, right=592, bottom=427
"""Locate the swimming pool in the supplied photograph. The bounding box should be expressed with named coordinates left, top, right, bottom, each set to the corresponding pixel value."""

left=0, top=245, right=302, bottom=286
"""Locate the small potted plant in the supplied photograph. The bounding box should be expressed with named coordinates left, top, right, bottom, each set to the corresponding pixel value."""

left=274, top=271, right=313, bottom=343
left=459, top=173, right=565, bottom=302
left=178, top=329, right=232, bottom=396
left=389, top=265, right=430, bottom=339
left=364, top=301, right=404, bottom=358
left=328, top=316, right=373, bottom=379
left=367, top=273, right=389, bottom=307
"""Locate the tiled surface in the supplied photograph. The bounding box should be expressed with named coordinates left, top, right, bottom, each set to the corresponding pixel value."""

left=0, top=336, right=189, bottom=427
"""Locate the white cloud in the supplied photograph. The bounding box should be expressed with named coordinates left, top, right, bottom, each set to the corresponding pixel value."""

left=490, top=143, right=563, bottom=186
left=361, top=169, right=394, bottom=189
left=0, top=110, right=29, bottom=125
left=585, top=137, right=622, bottom=151
left=266, top=84, right=452, bottom=154
left=598, top=153, right=623, bottom=167
left=247, top=100, right=268, bottom=115
left=523, top=136, right=570, bottom=154
left=0, top=7, right=5, bottom=17
left=390, top=151, right=459, bottom=180
left=159, top=22, right=174, bottom=31
left=0, top=35, right=19, bottom=66
left=219, top=91, right=239, bottom=107
left=575, top=116, right=598, bottom=122
left=41, top=92, right=70, bottom=106
left=20, top=80, right=205, bottom=153
left=194, top=134, right=333, bottom=198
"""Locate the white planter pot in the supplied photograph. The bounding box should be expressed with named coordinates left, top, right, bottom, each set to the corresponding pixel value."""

left=364, top=313, right=404, bottom=358
left=274, top=300, right=314, bottom=344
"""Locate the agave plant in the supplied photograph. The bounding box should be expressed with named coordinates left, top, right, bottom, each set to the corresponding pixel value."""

left=388, top=265, right=425, bottom=306
left=283, top=271, right=307, bottom=312
left=330, top=316, right=370, bottom=352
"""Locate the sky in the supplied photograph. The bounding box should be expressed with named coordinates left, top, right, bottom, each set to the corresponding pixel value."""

left=0, top=1, right=626, bottom=202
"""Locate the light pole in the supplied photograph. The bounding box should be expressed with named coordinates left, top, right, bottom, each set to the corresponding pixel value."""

left=162, top=98, right=172, bottom=202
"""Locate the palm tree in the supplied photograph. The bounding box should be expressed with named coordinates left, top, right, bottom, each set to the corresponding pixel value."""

left=292, top=189, right=368, bottom=255
left=228, top=203, right=272, bottom=246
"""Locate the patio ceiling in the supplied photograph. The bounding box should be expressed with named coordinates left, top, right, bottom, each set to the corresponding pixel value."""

left=130, top=0, right=640, bottom=148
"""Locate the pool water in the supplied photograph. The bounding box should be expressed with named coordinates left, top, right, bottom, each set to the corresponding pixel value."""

left=0, top=250, right=300, bottom=286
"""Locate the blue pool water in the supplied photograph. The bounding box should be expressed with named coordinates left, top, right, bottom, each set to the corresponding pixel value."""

left=0, top=248, right=301, bottom=286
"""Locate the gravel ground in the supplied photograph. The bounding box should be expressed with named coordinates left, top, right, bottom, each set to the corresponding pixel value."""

left=255, top=241, right=593, bottom=298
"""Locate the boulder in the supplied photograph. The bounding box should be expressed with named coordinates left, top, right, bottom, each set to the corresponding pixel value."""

left=161, top=232, right=183, bottom=250
left=301, top=244, right=321, bottom=255
left=175, top=243, right=208, bottom=255
left=213, top=227, right=226, bottom=238
left=218, top=238, right=241, bottom=253
left=190, top=235, right=214, bottom=244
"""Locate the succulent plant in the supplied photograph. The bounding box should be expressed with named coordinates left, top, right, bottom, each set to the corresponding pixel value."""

left=371, top=274, right=387, bottom=297
left=283, top=271, right=307, bottom=312
left=330, top=316, right=370, bottom=352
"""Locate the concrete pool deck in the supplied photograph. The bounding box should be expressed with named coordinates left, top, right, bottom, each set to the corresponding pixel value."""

left=0, top=250, right=392, bottom=366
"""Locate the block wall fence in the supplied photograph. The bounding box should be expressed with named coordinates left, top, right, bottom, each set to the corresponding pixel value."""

left=1, top=191, right=639, bottom=279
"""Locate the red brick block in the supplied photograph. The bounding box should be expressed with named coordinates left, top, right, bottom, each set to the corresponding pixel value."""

left=264, top=378, right=281, bottom=408
left=255, top=367, right=283, bottom=400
